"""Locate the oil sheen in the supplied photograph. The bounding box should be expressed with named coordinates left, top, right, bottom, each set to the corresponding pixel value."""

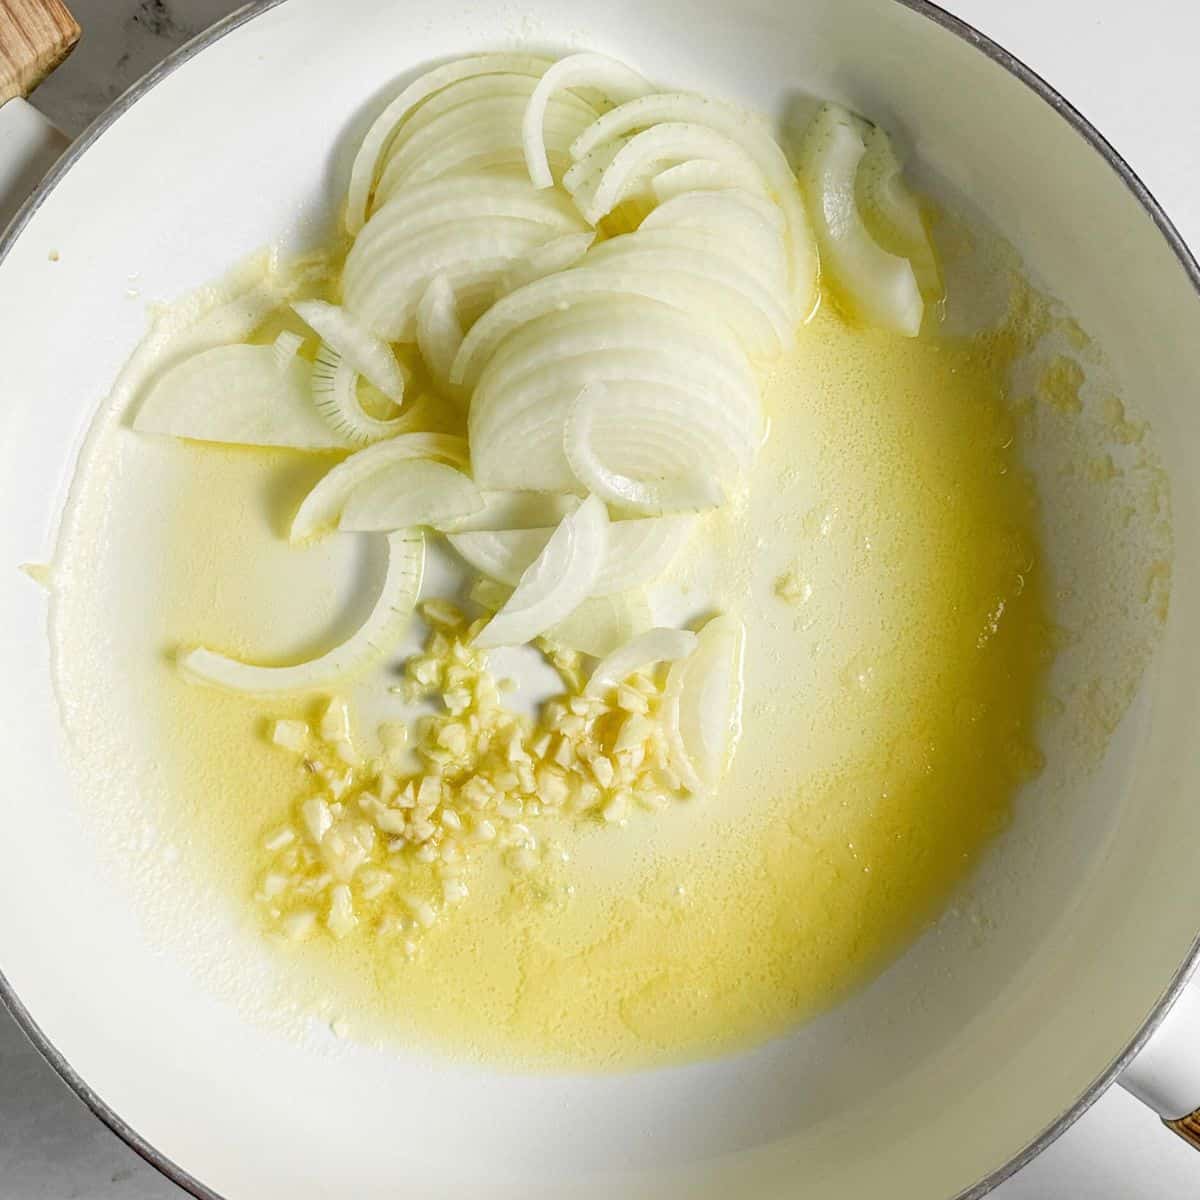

left=51, top=290, right=1053, bottom=1069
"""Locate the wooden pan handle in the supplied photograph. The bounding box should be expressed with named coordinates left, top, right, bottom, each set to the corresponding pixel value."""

left=1166, top=1107, right=1200, bottom=1150
left=0, top=0, right=79, bottom=105
left=1122, top=984, right=1200, bottom=1154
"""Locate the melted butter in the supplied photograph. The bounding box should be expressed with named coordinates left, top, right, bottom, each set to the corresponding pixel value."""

left=53, top=284, right=1056, bottom=1070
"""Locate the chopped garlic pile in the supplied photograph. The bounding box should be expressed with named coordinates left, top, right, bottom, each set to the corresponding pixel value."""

left=258, top=601, right=693, bottom=949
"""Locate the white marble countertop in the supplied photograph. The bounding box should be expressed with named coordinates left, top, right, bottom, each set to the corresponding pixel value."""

left=4, top=1, right=1200, bottom=1196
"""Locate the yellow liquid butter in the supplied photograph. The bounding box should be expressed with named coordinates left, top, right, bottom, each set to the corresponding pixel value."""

left=51, top=288, right=1052, bottom=1068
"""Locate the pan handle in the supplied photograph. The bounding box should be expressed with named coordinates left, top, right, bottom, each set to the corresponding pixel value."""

left=0, top=0, right=79, bottom=106
left=0, top=0, right=77, bottom=230
left=1121, top=979, right=1200, bottom=1150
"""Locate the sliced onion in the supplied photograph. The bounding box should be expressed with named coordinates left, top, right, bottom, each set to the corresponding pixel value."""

left=339, top=459, right=483, bottom=532
left=415, top=274, right=462, bottom=394
left=493, top=231, right=596, bottom=300
left=470, top=294, right=756, bottom=427
left=449, top=514, right=694, bottom=594
left=798, top=104, right=923, bottom=336
left=450, top=528, right=560, bottom=584
left=345, top=53, right=552, bottom=234
left=440, top=490, right=580, bottom=533
left=179, top=531, right=424, bottom=694
left=594, top=515, right=695, bottom=590
left=383, top=73, right=593, bottom=161
left=587, top=223, right=787, bottom=288
left=471, top=323, right=761, bottom=451
left=642, top=186, right=784, bottom=239
left=584, top=627, right=697, bottom=696
left=376, top=99, right=593, bottom=201
left=292, top=300, right=405, bottom=401
left=582, top=231, right=792, bottom=330
left=563, top=383, right=724, bottom=514
left=272, top=330, right=306, bottom=371
left=355, top=174, right=586, bottom=249
left=476, top=379, right=751, bottom=493
left=291, top=433, right=469, bottom=543
left=472, top=494, right=609, bottom=649
left=344, top=218, right=563, bottom=342
left=661, top=613, right=745, bottom=794
left=856, top=124, right=942, bottom=300
left=467, top=298, right=761, bottom=491
left=453, top=262, right=785, bottom=387
left=580, top=123, right=767, bottom=226
left=571, top=92, right=817, bottom=312
left=562, top=138, right=628, bottom=203
left=651, top=159, right=762, bottom=203
left=473, top=376, right=758, bottom=495
left=545, top=590, right=653, bottom=658
left=116, top=251, right=329, bottom=457
left=522, top=53, right=652, bottom=189
left=469, top=576, right=653, bottom=658
left=343, top=176, right=585, bottom=344
left=311, top=347, right=407, bottom=445
left=134, top=344, right=348, bottom=450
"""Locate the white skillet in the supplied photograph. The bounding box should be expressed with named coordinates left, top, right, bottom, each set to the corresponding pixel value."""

left=0, top=1, right=1199, bottom=1197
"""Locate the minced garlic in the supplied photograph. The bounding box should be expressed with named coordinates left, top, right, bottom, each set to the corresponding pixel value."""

left=257, top=601, right=692, bottom=950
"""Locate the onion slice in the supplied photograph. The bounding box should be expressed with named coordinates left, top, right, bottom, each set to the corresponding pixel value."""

left=570, top=91, right=817, bottom=311
left=343, top=178, right=587, bottom=342
left=856, top=124, right=942, bottom=301
left=387, top=73, right=595, bottom=152
left=292, top=300, right=405, bottom=400
left=345, top=218, right=561, bottom=342
left=415, top=274, right=463, bottom=394
left=344, top=53, right=551, bottom=234
left=562, top=139, right=628, bottom=203
left=563, top=383, right=724, bottom=514
left=178, top=530, right=424, bottom=695
left=134, top=344, right=348, bottom=450
left=583, top=627, right=697, bottom=696
left=376, top=103, right=591, bottom=202
left=272, top=330, right=305, bottom=370
left=311, top=347, right=407, bottom=445
left=354, top=174, right=587, bottom=251
left=472, top=494, right=609, bottom=649
left=466, top=295, right=761, bottom=492
left=450, top=529, right=560, bottom=584
left=453, top=262, right=784, bottom=386
left=661, top=614, right=745, bottom=794
left=642, top=186, right=785, bottom=236
left=797, top=104, right=923, bottom=336
left=493, top=231, right=595, bottom=300
left=547, top=591, right=653, bottom=657
left=339, top=459, right=483, bottom=532
left=291, top=433, right=469, bottom=543
left=441, top=491, right=580, bottom=533
left=471, top=577, right=653, bottom=659
left=522, top=52, right=653, bottom=189
left=651, top=159, right=757, bottom=202
left=449, top=515, right=694, bottom=594
left=580, top=234, right=793, bottom=343
left=580, top=123, right=767, bottom=227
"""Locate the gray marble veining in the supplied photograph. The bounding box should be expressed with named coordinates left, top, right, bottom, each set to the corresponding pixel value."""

left=35, top=0, right=244, bottom=137
left=0, top=1013, right=155, bottom=1198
